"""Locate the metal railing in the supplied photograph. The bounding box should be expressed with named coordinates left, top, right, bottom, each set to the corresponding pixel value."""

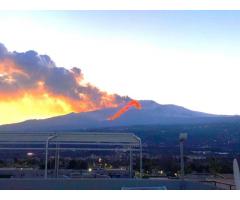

left=200, top=180, right=236, bottom=190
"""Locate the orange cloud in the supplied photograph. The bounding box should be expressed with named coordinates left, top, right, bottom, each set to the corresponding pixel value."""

left=0, top=43, right=129, bottom=125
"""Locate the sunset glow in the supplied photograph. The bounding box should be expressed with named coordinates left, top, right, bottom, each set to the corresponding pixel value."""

left=1, top=11, right=240, bottom=118
left=0, top=44, right=126, bottom=125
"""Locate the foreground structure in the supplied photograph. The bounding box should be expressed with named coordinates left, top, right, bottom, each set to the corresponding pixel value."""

left=0, top=178, right=217, bottom=190
left=0, top=132, right=221, bottom=189
left=0, top=132, right=142, bottom=179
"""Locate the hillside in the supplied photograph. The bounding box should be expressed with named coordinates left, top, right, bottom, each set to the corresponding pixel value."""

left=0, top=100, right=236, bottom=132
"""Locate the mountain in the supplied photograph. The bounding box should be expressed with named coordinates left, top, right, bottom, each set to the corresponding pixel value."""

left=0, top=100, right=238, bottom=132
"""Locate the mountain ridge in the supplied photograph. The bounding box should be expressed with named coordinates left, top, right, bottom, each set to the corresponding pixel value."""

left=0, top=100, right=238, bottom=132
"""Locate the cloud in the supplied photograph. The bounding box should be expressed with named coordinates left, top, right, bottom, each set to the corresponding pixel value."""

left=0, top=42, right=129, bottom=113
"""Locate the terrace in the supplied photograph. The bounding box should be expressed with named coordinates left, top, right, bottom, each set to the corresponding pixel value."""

left=0, top=132, right=220, bottom=189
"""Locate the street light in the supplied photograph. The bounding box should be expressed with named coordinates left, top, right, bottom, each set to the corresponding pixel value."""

left=27, top=152, right=34, bottom=156
left=179, top=133, right=187, bottom=179
left=88, top=168, right=92, bottom=172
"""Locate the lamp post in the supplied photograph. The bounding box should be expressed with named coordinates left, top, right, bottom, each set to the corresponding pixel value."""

left=179, top=133, right=187, bottom=179
left=129, top=147, right=133, bottom=178
left=45, top=135, right=57, bottom=179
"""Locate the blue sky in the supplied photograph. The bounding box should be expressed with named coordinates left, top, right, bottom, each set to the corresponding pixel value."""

left=1, top=11, right=240, bottom=114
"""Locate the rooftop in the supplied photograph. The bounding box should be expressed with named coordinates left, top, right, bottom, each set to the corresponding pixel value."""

left=0, top=132, right=141, bottom=146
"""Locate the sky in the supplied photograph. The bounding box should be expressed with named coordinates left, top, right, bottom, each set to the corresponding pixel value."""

left=1, top=11, right=240, bottom=115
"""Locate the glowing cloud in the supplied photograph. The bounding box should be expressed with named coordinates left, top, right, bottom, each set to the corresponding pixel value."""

left=0, top=43, right=129, bottom=125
